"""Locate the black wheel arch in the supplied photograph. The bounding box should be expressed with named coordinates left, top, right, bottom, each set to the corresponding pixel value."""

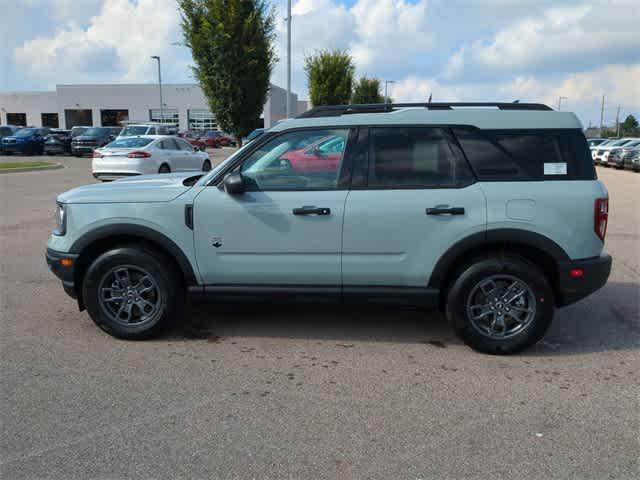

left=429, top=228, right=570, bottom=308
left=69, top=224, right=198, bottom=309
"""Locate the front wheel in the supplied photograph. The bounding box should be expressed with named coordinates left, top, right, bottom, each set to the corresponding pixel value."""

left=446, top=255, right=554, bottom=354
left=82, top=246, right=181, bottom=339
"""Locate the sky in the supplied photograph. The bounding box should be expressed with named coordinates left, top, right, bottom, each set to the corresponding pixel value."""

left=1, top=0, right=638, bottom=128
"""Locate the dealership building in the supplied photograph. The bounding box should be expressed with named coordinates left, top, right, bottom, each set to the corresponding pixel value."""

left=0, top=83, right=307, bottom=131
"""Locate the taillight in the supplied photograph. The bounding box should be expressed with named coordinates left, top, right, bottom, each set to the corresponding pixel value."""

left=127, top=151, right=151, bottom=158
left=92, top=150, right=102, bottom=158
left=594, top=198, right=609, bottom=242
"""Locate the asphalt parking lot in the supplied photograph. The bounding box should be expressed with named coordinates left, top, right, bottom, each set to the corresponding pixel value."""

left=1, top=153, right=638, bottom=479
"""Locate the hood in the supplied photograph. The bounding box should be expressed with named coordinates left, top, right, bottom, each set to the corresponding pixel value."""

left=58, top=172, right=204, bottom=204
left=74, top=134, right=107, bottom=141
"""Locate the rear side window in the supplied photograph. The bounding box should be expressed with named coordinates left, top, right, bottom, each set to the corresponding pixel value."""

left=452, top=128, right=595, bottom=181
left=368, top=127, right=473, bottom=188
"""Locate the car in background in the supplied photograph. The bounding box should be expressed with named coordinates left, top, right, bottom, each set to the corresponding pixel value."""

left=70, top=126, right=90, bottom=139
left=43, top=129, right=73, bottom=155
left=72, top=127, right=121, bottom=156
left=178, top=131, right=206, bottom=151
left=118, top=124, right=173, bottom=138
left=1, top=127, right=50, bottom=155
left=92, top=135, right=211, bottom=181
left=594, top=138, right=638, bottom=165
left=244, top=128, right=265, bottom=144
left=278, top=134, right=345, bottom=173
left=622, top=148, right=640, bottom=171
left=198, top=130, right=236, bottom=148
left=0, top=125, right=21, bottom=153
left=607, top=140, right=640, bottom=169
left=587, top=138, right=607, bottom=148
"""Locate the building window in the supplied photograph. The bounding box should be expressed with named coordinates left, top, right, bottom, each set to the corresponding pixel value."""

left=187, top=109, right=216, bottom=131
left=7, top=113, right=27, bottom=126
left=65, top=109, right=93, bottom=128
left=101, top=109, right=129, bottom=126
left=149, top=108, right=179, bottom=125
left=41, top=113, right=59, bottom=128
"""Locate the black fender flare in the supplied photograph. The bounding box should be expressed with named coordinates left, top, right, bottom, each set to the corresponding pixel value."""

left=69, top=224, right=198, bottom=285
left=427, top=228, right=571, bottom=289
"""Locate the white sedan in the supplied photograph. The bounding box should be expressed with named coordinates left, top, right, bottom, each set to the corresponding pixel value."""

left=92, top=135, right=211, bottom=181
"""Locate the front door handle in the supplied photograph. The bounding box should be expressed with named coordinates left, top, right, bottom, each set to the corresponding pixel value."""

left=292, top=206, right=331, bottom=216
left=426, top=206, right=465, bottom=215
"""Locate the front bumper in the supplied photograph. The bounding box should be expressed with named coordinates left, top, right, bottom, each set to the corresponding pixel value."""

left=72, top=145, right=96, bottom=155
left=556, top=254, right=612, bottom=307
left=46, top=248, right=79, bottom=300
left=2, top=142, right=30, bottom=154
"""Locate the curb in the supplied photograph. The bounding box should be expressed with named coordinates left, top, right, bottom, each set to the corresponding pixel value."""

left=0, top=163, right=64, bottom=174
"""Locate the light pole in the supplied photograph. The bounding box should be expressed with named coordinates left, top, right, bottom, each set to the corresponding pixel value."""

left=151, top=56, right=164, bottom=123
left=557, top=96, right=568, bottom=111
left=384, top=80, right=396, bottom=104
left=285, top=0, right=292, bottom=118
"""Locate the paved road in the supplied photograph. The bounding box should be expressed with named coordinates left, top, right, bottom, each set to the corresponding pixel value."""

left=1, top=154, right=638, bottom=479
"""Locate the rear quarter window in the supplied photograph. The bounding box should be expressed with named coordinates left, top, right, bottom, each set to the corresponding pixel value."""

left=452, top=127, right=595, bottom=181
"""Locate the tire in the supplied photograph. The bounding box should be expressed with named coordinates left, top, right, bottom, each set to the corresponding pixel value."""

left=158, top=164, right=171, bottom=174
left=446, top=254, right=554, bottom=354
left=202, top=159, right=212, bottom=172
left=82, top=246, right=181, bottom=339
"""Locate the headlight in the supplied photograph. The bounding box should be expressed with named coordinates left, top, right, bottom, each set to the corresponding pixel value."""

left=54, top=203, right=66, bottom=236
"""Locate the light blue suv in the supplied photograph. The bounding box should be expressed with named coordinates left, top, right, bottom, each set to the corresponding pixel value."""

left=46, top=102, right=612, bottom=353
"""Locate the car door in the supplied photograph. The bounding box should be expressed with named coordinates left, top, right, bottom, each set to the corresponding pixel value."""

left=342, top=127, right=487, bottom=291
left=175, top=138, right=202, bottom=170
left=158, top=138, right=184, bottom=170
left=192, top=128, right=355, bottom=289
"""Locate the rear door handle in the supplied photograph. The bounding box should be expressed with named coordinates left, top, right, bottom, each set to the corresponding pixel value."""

left=292, top=206, right=331, bottom=216
left=426, top=206, right=465, bottom=215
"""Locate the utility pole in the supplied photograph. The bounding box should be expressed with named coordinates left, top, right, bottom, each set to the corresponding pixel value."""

left=599, top=94, right=605, bottom=133
left=285, top=0, right=292, bottom=118
left=384, top=80, right=395, bottom=104
left=557, top=96, right=567, bottom=111
left=615, top=105, right=621, bottom=137
left=151, top=56, right=163, bottom=124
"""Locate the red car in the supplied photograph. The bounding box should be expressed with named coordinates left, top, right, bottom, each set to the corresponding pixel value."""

left=279, top=135, right=345, bottom=173
left=198, top=130, right=236, bottom=148
left=178, top=132, right=206, bottom=151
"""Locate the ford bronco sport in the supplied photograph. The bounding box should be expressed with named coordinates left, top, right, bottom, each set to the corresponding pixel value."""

left=46, top=102, right=611, bottom=354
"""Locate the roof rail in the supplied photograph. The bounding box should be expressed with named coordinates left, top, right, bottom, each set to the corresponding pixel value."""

left=297, top=102, right=553, bottom=118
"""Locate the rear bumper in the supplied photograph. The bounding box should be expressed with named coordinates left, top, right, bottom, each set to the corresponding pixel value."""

left=93, top=172, right=141, bottom=181
left=556, top=254, right=612, bottom=307
left=45, top=248, right=79, bottom=300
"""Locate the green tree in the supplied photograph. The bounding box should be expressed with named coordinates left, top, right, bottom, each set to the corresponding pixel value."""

left=305, top=50, right=354, bottom=106
left=179, top=0, right=276, bottom=146
left=351, top=76, right=384, bottom=104
left=620, top=114, right=639, bottom=137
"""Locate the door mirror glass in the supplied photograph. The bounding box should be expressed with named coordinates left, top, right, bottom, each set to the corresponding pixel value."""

left=223, top=172, right=246, bottom=195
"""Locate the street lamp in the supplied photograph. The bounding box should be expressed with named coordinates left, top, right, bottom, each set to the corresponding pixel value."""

left=285, top=0, right=292, bottom=118
left=557, top=96, right=568, bottom=111
left=384, top=80, right=396, bottom=104
left=151, top=56, right=164, bottom=123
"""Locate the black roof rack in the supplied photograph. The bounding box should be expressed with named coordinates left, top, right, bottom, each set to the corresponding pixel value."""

left=297, top=102, right=553, bottom=118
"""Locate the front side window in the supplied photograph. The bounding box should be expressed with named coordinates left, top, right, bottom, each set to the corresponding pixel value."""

left=368, top=127, right=470, bottom=187
left=240, top=129, right=349, bottom=191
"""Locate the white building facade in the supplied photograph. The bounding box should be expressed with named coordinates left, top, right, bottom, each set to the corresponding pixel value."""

left=0, top=83, right=303, bottom=131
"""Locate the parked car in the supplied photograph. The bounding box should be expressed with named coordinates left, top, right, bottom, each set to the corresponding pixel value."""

left=278, top=134, right=345, bottom=173
left=622, top=148, right=640, bottom=171
left=43, top=129, right=73, bottom=155
left=595, top=138, right=638, bottom=165
left=607, top=140, right=640, bottom=169
left=178, top=131, right=206, bottom=151
left=71, top=126, right=90, bottom=139
left=118, top=124, right=172, bottom=138
left=1, top=127, right=50, bottom=155
left=244, top=128, right=265, bottom=144
left=198, top=130, right=236, bottom=148
left=71, top=127, right=121, bottom=156
left=586, top=138, right=607, bottom=148
left=0, top=125, right=21, bottom=153
left=91, top=135, right=211, bottom=181
left=46, top=102, right=611, bottom=354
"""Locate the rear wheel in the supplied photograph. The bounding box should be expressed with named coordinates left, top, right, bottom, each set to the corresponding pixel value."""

left=82, top=246, right=181, bottom=339
left=446, top=255, right=554, bottom=354
left=158, top=164, right=171, bottom=174
left=202, top=159, right=212, bottom=171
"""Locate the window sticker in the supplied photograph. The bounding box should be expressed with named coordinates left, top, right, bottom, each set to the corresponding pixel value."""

left=544, top=162, right=567, bottom=175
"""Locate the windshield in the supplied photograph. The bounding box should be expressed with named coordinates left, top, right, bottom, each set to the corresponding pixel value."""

left=83, top=127, right=109, bottom=136
left=106, top=137, right=154, bottom=149
left=120, top=126, right=149, bottom=136
left=15, top=128, right=36, bottom=137
left=71, top=127, right=87, bottom=137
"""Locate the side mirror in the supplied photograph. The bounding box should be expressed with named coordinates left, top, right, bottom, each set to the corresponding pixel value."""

left=223, top=172, right=245, bottom=195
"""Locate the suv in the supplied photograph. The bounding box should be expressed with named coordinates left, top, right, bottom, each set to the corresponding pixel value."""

left=2, top=127, right=50, bottom=154
left=119, top=124, right=172, bottom=138
left=71, top=127, right=121, bottom=156
left=45, top=102, right=611, bottom=354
